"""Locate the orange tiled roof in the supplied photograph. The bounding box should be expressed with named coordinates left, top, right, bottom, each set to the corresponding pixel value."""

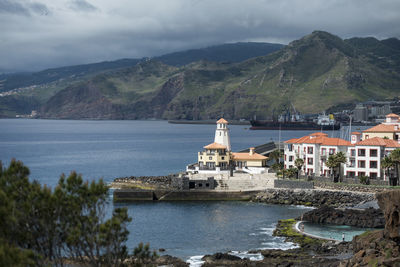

left=204, top=142, right=227, bottom=149
left=309, top=132, right=328, bottom=137
left=217, top=118, right=228, bottom=124
left=351, top=131, right=361, bottom=135
left=284, top=133, right=351, bottom=146
left=363, top=124, right=399, bottom=133
left=355, top=137, right=400, bottom=148
left=386, top=113, right=400, bottom=118
left=232, top=152, right=267, bottom=160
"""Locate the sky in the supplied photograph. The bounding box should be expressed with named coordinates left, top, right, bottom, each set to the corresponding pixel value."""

left=0, top=0, right=399, bottom=72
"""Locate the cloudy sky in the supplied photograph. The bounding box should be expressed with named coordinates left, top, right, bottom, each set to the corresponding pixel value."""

left=0, top=0, right=399, bottom=72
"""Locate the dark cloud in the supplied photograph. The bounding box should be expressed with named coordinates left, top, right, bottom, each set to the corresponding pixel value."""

left=68, top=0, right=97, bottom=12
left=0, top=0, right=49, bottom=16
left=0, top=0, right=399, bottom=72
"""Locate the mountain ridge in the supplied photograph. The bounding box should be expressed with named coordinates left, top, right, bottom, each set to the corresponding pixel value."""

left=2, top=31, right=400, bottom=119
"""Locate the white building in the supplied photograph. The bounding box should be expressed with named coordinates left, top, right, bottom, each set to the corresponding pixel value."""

left=284, top=132, right=351, bottom=176
left=284, top=116, right=400, bottom=180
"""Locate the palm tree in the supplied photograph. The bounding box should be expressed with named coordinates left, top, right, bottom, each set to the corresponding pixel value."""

left=294, top=158, right=304, bottom=179
left=335, top=152, right=346, bottom=182
left=326, top=154, right=337, bottom=181
left=326, top=152, right=346, bottom=182
left=389, top=149, right=400, bottom=186
left=381, top=156, right=394, bottom=184
left=269, top=149, right=282, bottom=164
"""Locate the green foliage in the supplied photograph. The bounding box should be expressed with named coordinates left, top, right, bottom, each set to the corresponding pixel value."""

left=326, top=152, right=347, bottom=182
left=294, top=158, right=304, bottom=179
left=273, top=219, right=324, bottom=248
left=359, top=175, right=370, bottom=185
left=132, top=242, right=158, bottom=266
left=0, top=159, right=132, bottom=266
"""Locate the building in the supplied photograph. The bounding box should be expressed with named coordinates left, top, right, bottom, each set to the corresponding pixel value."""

left=284, top=113, right=400, bottom=180
left=284, top=132, right=351, bottom=176
left=362, top=113, right=400, bottom=140
left=188, top=118, right=268, bottom=174
left=344, top=135, right=400, bottom=179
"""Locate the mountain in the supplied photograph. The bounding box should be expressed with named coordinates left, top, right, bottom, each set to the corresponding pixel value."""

left=0, top=42, right=284, bottom=94
left=156, top=42, right=284, bottom=66
left=3, top=31, right=400, bottom=119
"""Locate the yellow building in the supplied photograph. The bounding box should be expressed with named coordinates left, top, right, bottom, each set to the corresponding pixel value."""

left=362, top=113, right=400, bottom=140
left=187, top=118, right=268, bottom=174
left=232, top=148, right=268, bottom=168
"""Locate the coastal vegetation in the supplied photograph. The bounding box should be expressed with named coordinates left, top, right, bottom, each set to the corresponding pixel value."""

left=0, top=159, right=134, bottom=266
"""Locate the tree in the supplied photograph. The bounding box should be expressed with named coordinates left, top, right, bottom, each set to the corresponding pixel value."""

left=335, top=152, right=346, bottom=182
left=381, top=156, right=394, bottom=183
left=326, top=152, right=346, bottom=182
left=269, top=150, right=282, bottom=164
left=0, top=159, right=132, bottom=266
left=389, top=149, right=400, bottom=186
left=294, top=158, right=304, bottom=179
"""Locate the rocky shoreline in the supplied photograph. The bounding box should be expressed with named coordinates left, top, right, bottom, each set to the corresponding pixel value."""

left=251, top=188, right=375, bottom=208
left=111, top=176, right=400, bottom=266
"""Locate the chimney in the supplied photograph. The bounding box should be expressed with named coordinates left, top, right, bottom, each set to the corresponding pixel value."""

left=249, top=147, right=255, bottom=155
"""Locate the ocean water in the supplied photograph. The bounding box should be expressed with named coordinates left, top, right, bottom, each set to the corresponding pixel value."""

left=0, top=119, right=336, bottom=259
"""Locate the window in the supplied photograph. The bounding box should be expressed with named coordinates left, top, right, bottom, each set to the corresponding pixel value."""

left=370, top=149, right=378, bottom=157
left=358, top=172, right=365, bottom=177
left=321, top=148, right=326, bottom=155
left=209, top=157, right=212, bottom=160
left=358, top=149, right=366, bottom=157
left=307, top=158, right=313, bottom=165
left=358, top=160, right=365, bottom=168
left=350, top=149, right=356, bottom=157
left=287, top=144, right=293, bottom=151
left=347, top=171, right=356, bottom=177
left=289, top=156, right=293, bottom=162
left=350, top=159, right=355, bottom=167
left=329, top=148, right=335, bottom=155
left=365, top=135, right=369, bottom=139
left=284, top=154, right=287, bottom=161
left=370, top=173, right=377, bottom=179
left=200, top=156, right=202, bottom=160
left=370, top=161, right=378, bottom=168
left=307, top=147, right=313, bottom=154
left=221, top=157, right=225, bottom=160
left=220, top=132, right=221, bottom=136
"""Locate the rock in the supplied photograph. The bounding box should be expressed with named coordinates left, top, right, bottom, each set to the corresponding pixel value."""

left=299, top=205, right=384, bottom=228
left=377, top=190, right=400, bottom=239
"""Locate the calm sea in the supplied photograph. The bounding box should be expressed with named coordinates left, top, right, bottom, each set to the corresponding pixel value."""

left=1, top=119, right=330, bottom=259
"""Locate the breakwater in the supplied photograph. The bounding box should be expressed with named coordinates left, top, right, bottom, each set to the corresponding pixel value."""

left=114, top=189, right=259, bottom=202
left=252, top=189, right=375, bottom=208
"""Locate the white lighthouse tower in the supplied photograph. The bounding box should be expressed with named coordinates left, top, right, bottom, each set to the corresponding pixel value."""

left=214, top=118, right=231, bottom=151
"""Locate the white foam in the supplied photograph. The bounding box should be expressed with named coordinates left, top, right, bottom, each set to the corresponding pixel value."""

left=187, top=255, right=205, bottom=267
left=260, top=240, right=299, bottom=250
left=229, top=250, right=264, bottom=261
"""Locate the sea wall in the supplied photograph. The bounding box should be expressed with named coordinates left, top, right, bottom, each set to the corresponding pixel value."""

left=113, top=189, right=259, bottom=202
left=252, top=189, right=375, bottom=208
left=313, top=176, right=388, bottom=186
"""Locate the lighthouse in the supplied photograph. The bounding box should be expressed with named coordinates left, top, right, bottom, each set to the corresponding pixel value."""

left=214, top=118, right=231, bottom=151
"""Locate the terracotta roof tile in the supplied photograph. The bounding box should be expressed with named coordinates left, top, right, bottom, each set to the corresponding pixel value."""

left=355, top=137, right=400, bottom=148
left=284, top=133, right=351, bottom=146
left=204, top=142, right=227, bottom=149
left=232, top=152, right=267, bottom=160
left=217, top=118, right=228, bottom=124
left=363, top=124, right=399, bottom=133
left=386, top=113, right=400, bottom=118
left=309, top=132, right=328, bottom=136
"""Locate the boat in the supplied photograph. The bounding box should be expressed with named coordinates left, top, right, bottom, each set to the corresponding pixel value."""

left=250, top=113, right=341, bottom=130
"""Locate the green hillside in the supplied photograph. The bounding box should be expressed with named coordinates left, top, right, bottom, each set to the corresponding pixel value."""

left=3, top=31, right=400, bottom=119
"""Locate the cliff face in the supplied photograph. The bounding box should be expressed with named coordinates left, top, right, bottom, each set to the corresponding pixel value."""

left=341, top=190, right=400, bottom=266
left=38, top=31, right=400, bottom=120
